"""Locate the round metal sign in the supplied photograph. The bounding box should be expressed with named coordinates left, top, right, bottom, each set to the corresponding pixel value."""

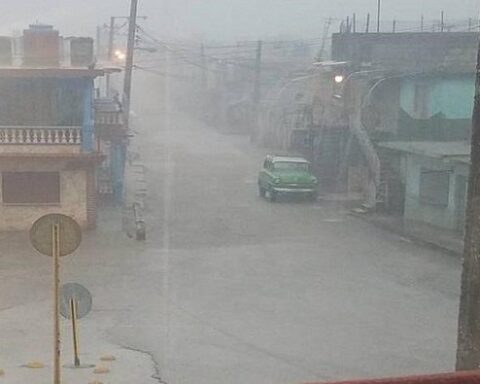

left=60, top=283, right=92, bottom=320
left=30, top=214, right=81, bottom=257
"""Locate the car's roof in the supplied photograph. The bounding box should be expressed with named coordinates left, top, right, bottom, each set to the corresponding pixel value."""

left=267, top=155, right=310, bottom=164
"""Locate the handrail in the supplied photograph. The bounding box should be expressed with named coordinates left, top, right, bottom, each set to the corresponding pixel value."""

left=0, top=126, right=82, bottom=145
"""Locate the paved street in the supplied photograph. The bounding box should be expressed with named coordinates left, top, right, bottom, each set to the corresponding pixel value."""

left=109, top=70, right=462, bottom=384
left=0, top=71, right=463, bottom=384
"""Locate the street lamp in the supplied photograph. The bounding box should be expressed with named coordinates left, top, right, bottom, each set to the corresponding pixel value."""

left=114, top=49, right=126, bottom=61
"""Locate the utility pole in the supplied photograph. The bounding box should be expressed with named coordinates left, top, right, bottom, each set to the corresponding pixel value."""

left=456, top=39, right=480, bottom=371
left=251, top=40, right=262, bottom=142
left=107, top=16, right=115, bottom=61
left=96, top=26, right=101, bottom=58
left=377, top=0, right=381, bottom=32
left=106, top=16, right=115, bottom=96
left=318, top=18, right=332, bottom=61
left=123, top=0, right=139, bottom=130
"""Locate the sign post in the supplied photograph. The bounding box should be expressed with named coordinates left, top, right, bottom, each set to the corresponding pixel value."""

left=70, top=299, right=80, bottom=367
left=30, top=214, right=82, bottom=384
left=59, top=282, right=93, bottom=369
left=53, top=223, right=61, bottom=384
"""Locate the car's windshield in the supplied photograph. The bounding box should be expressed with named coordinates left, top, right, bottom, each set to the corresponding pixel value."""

left=273, top=161, right=310, bottom=172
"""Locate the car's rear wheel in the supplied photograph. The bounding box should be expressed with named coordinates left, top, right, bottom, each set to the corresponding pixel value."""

left=258, top=185, right=266, bottom=198
left=269, top=190, right=277, bottom=202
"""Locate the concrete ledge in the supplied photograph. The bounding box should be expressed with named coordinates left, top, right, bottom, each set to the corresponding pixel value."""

left=349, top=211, right=464, bottom=256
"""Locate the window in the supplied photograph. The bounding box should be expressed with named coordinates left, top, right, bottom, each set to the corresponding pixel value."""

left=2, top=172, right=60, bottom=204
left=273, top=162, right=310, bottom=172
left=419, top=169, right=450, bottom=206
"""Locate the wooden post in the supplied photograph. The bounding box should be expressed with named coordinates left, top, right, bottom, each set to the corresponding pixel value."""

left=123, top=0, right=139, bottom=130
left=377, top=0, right=381, bottom=32
left=53, top=223, right=61, bottom=384
left=456, top=38, right=480, bottom=371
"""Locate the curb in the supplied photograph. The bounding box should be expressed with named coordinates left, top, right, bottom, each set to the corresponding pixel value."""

left=349, top=211, right=463, bottom=257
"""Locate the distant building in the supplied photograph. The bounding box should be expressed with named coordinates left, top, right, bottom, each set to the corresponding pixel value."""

left=261, top=30, right=477, bottom=239
left=312, top=31, right=475, bottom=200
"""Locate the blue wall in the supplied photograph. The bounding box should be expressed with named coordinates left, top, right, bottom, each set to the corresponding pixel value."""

left=400, top=74, right=474, bottom=119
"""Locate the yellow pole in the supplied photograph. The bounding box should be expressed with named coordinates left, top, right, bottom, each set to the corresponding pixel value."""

left=53, top=223, right=61, bottom=384
left=70, top=299, right=80, bottom=367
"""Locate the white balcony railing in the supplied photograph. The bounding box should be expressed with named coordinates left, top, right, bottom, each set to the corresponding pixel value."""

left=0, top=126, right=82, bottom=145
left=95, top=111, right=124, bottom=126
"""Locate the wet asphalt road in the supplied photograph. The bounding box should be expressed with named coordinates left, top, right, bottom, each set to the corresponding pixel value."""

left=102, top=70, right=463, bottom=384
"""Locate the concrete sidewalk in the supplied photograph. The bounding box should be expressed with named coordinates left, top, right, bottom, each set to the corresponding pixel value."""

left=348, top=211, right=464, bottom=256
left=0, top=208, right=159, bottom=384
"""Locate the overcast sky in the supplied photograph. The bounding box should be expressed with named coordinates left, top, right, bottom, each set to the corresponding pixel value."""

left=0, top=0, right=479, bottom=41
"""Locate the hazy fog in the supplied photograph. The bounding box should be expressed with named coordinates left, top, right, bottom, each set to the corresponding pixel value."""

left=1, top=0, right=479, bottom=40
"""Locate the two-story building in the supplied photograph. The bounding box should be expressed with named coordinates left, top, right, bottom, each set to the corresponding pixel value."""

left=315, top=31, right=476, bottom=234
left=0, top=24, right=109, bottom=231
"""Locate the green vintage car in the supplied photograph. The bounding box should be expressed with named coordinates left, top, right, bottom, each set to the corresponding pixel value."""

left=258, top=155, right=318, bottom=202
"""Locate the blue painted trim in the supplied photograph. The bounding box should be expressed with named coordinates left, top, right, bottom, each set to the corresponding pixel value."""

left=82, top=80, right=94, bottom=152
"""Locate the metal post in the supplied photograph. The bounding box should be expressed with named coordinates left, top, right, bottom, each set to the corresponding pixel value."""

left=53, top=223, right=61, bottom=384
left=366, top=13, right=370, bottom=33
left=353, top=13, right=356, bottom=33
left=123, top=0, right=139, bottom=130
left=441, top=11, right=444, bottom=32
left=421, top=14, right=424, bottom=32
left=377, top=0, right=381, bottom=32
left=70, top=299, right=80, bottom=367
left=392, top=19, right=396, bottom=33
